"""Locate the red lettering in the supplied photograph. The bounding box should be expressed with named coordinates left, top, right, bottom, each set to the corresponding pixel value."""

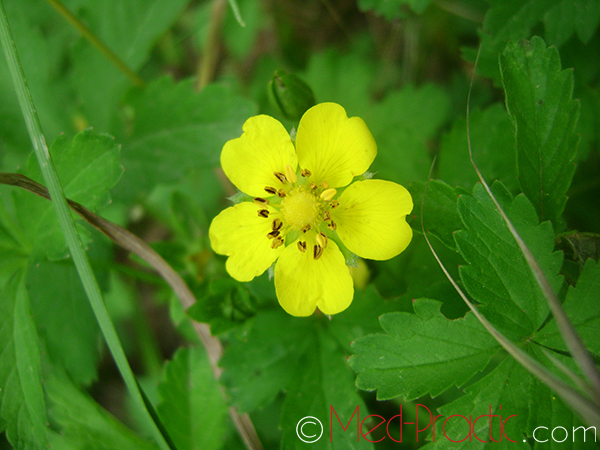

left=330, top=405, right=360, bottom=442
left=360, top=415, right=386, bottom=443
left=502, top=414, right=518, bottom=443
left=416, top=404, right=433, bottom=442
left=443, top=415, right=472, bottom=443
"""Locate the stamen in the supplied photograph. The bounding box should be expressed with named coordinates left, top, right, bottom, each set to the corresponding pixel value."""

left=313, top=244, right=323, bottom=260
left=265, top=186, right=277, bottom=195
left=267, top=230, right=280, bottom=239
left=320, top=188, right=337, bottom=201
left=274, top=172, right=287, bottom=184
left=285, top=165, right=297, bottom=184
left=277, top=189, right=287, bottom=198
left=323, top=210, right=331, bottom=222
left=300, top=168, right=312, bottom=177
left=330, top=200, right=339, bottom=209
left=321, top=180, right=329, bottom=189
left=254, top=197, right=269, bottom=206
left=316, top=232, right=328, bottom=249
left=301, top=224, right=311, bottom=233
left=309, top=182, right=317, bottom=190
left=328, top=220, right=337, bottom=231
left=272, top=218, right=283, bottom=231
left=297, top=241, right=307, bottom=253
left=258, top=209, right=270, bottom=218
left=271, top=236, right=284, bottom=249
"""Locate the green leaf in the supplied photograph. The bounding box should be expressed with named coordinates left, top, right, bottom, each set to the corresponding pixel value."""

left=407, top=179, right=463, bottom=250
left=46, top=374, right=158, bottom=450
left=157, top=346, right=228, bottom=450
left=420, top=357, right=531, bottom=449
left=113, top=77, right=257, bottom=202
left=221, top=310, right=374, bottom=449
left=350, top=299, right=499, bottom=400
left=13, top=129, right=122, bottom=260
left=536, top=259, right=600, bottom=356
left=366, top=84, right=450, bottom=184
left=219, top=311, right=312, bottom=413
left=438, top=103, right=517, bottom=192
left=27, top=259, right=102, bottom=386
left=0, top=201, right=29, bottom=287
left=70, top=0, right=189, bottom=130
left=0, top=270, right=48, bottom=449
left=500, top=37, right=580, bottom=226
left=455, top=182, right=563, bottom=335
left=544, top=0, right=600, bottom=47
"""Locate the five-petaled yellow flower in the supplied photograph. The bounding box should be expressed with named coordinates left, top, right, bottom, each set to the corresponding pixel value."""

left=209, top=103, right=413, bottom=316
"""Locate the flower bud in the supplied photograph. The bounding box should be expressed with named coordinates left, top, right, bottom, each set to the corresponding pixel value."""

left=268, top=70, right=316, bottom=121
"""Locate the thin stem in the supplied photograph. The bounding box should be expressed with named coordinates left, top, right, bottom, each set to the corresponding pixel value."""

left=196, top=0, right=227, bottom=90
left=0, top=5, right=167, bottom=449
left=44, top=0, right=145, bottom=87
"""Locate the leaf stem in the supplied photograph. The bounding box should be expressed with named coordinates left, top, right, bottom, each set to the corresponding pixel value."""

left=44, top=0, right=145, bottom=87
left=0, top=5, right=167, bottom=449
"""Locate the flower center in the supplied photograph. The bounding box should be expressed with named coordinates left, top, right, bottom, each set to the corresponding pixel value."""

left=281, top=188, right=320, bottom=231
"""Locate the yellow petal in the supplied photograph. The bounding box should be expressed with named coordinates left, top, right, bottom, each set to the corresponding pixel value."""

left=209, top=202, right=283, bottom=281
left=274, top=239, right=353, bottom=316
left=221, top=115, right=298, bottom=197
left=332, top=179, right=413, bottom=260
left=296, top=103, right=376, bottom=188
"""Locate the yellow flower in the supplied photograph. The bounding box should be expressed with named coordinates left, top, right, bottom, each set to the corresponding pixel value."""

left=209, top=103, right=413, bottom=317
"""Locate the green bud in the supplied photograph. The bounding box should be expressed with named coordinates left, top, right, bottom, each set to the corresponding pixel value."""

left=268, top=70, right=316, bottom=121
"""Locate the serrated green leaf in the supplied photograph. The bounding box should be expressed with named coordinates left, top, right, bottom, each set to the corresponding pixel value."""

left=219, top=311, right=312, bottom=413
left=27, top=259, right=102, bottom=386
left=350, top=299, right=499, bottom=401
left=438, top=103, right=517, bottom=192
left=420, top=357, right=531, bottom=450
left=500, top=37, right=579, bottom=226
left=536, top=259, right=600, bottom=357
left=407, top=179, right=462, bottom=250
left=13, top=129, right=122, bottom=260
left=280, top=328, right=373, bottom=450
left=157, top=346, right=227, bottom=450
left=0, top=270, right=48, bottom=449
left=46, top=374, right=158, bottom=450
left=70, top=0, right=189, bottom=130
left=468, top=0, right=562, bottom=80
left=455, top=182, right=563, bottom=335
left=113, top=77, right=257, bottom=202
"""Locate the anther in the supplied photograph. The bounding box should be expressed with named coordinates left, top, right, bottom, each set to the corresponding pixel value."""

left=254, top=197, right=269, bottom=206
left=271, top=236, right=284, bottom=249
left=300, top=168, right=312, bottom=177
left=265, top=186, right=277, bottom=195
left=323, top=210, right=331, bottom=222
left=297, top=241, right=307, bottom=253
left=277, top=189, right=287, bottom=198
left=267, top=230, right=280, bottom=239
left=320, top=188, right=337, bottom=201
left=321, top=180, right=329, bottom=189
left=285, top=165, right=297, bottom=184
left=274, top=172, right=287, bottom=184
left=316, top=232, right=328, bottom=249
left=301, top=224, right=311, bottom=233
left=328, top=220, right=337, bottom=231
left=258, top=209, right=270, bottom=218
left=272, top=218, right=283, bottom=231
left=309, top=182, right=317, bottom=190
left=330, top=200, right=339, bottom=209
left=313, top=244, right=323, bottom=260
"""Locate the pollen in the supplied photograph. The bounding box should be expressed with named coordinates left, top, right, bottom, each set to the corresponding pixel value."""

left=281, top=188, right=320, bottom=231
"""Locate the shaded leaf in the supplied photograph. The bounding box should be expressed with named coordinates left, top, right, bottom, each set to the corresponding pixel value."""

left=0, top=270, right=48, bottom=449
left=157, top=347, right=227, bottom=450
